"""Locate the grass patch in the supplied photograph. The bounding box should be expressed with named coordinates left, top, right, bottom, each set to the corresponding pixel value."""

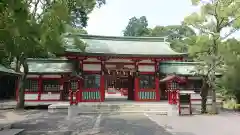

left=222, top=99, right=240, bottom=110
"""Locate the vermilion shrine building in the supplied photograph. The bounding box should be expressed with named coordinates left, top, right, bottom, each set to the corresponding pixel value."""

left=18, top=35, right=203, bottom=103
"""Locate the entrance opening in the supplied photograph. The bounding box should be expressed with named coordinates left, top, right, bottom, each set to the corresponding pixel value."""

left=0, top=75, right=17, bottom=100
left=104, top=66, right=135, bottom=101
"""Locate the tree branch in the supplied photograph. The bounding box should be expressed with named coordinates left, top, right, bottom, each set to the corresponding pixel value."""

left=222, top=28, right=238, bottom=40
left=32, top=0, right=40, bottom=19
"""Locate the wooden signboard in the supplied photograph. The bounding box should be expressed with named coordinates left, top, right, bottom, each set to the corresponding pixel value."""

left=178, top=92, right=192, bottom=115
left=179, top=94, right=190, bottom=104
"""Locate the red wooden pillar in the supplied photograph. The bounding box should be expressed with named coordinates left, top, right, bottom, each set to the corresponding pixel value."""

left=78, top=79, right=82, bottom=102
left=172, top=90, right=177, bottom=104
left=155, top=61, right=160, bottom=101
left=134, top=77, right=139, bottom=101
left=37, top=75, right=42, bottom=101
left=155, top=78, right=160, bottom=101
left=169, top=90, right=173, bottom=104
left=100, top=74, right=105, bottom=102
left=134, top=60, right=139, bottom=101
left=78, top=60, right=83, bottom=102
left=100, top=60, right=105, bottom=102
left=167, top=82, right=172, bottom=104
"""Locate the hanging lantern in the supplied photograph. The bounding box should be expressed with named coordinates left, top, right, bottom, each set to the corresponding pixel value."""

left=108, top=69, right=110, bottom=74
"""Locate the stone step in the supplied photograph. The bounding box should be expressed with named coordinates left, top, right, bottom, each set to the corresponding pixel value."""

left=66, top=106, right=169, bottom=115
left=0, top=123, right=13, bottom=131
left=48, top=102, right=170, bottom=114
left=0, top=129, right=24, bottom=135
left=20, top=130, right=72, bottom=135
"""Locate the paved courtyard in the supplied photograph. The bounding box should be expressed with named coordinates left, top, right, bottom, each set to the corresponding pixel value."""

left=1, top=109, right=240, bottom=135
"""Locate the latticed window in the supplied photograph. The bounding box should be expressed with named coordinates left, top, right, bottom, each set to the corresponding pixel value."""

left=83, top=74, right=100, bottom=89
left=25, top=79, right=38, bottom=92
left=70, top=80, right=78, bottom=90
left=170, top=81, right=179, bottom=90
left=42, top=80, right=60, bottom=92
left=139, top=75, right=155, bottom=89
left=191, top=80, right=202, bottom=93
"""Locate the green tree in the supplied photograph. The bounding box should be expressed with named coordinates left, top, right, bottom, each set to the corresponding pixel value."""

left=184, top=0, right=240, bottom=114
left=150, top=25, right=196, bottom=53
left=123, top=16, right=151, bottom=36
left=0, top=0, right=105, bottom=109
left=218, top=38, right=240, bottom=104
left=123, top=16, right=196, bottom=53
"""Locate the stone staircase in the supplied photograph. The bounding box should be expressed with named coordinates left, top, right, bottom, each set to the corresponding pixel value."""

left=49, top=102, right=169, bottom=115
left=0, top=124, right=24, bottom=135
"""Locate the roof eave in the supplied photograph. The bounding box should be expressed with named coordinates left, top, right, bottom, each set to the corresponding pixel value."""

left=28, top=72, right=72, bottom=75
left=64, top=51, right=186, bottom=57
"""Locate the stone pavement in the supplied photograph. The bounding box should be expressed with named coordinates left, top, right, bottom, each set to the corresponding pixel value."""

left=10, top=110, right=173, bottom=135
left=145, top=112, right=240, bottom=135
left=1, top=109, right=240, bottom=135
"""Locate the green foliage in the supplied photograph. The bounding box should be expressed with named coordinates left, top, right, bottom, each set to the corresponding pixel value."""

left=217, top=39, right=240, bottom=103
left=123, top=16, right=196, bottom=53
left=67, top=0, right=105, bottom=27
left=150, top=25, right=196, bottom=53
left=0, top=0, right=104, bottom=63
left=184, top=0, right=240, bottom=113
left=123, top=16, right=151, bottom=37
left=236, top=104, right=240, bottom=110
left=0, top=0, right=105, bottom=108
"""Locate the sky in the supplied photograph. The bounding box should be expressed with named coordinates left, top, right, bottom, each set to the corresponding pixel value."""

left=86, top=0, right=200, bottom=36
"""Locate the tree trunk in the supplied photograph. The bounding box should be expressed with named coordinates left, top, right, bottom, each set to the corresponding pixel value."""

left=15, top=54, right=28, bottom=109
left=16, top=74, right=27, bottom=109
left=200, top=78, right=208, bottom=113
left=210, top=37, right=218, bottom=114
left=211, top=88, right=218, bottom=113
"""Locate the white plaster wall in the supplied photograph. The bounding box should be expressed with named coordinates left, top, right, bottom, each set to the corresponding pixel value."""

left=105, top=64, right=116, bottom=68
left=83, top=64, right=101, bottom=71
left=25, top=94, right=38, bottom=100
left=68, top=96, right=76, bottom=100
left=42, top=75, right=61, bottom=78
left=138, top=65, right=155, bottom=72
left=106, top=59, right=133, bottom=63
left=27, top=75, right=39, bottom=78
left=124, top=65, right=135, bottom=69
left=191, top=93, right=201, bottom=99
left=84, top=58, right=100, bottom=62
left=139, top=60, right=154, bottom=63
left=41, top=93, right=60, bottom=100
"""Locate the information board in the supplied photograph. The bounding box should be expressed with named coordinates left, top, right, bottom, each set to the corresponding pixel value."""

left=179, top=94, right=191, bottom=104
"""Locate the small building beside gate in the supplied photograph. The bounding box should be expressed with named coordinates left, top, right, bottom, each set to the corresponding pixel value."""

left=0, top=64, right=21, bottom=100
left=16, top=34, right=206, bottom=103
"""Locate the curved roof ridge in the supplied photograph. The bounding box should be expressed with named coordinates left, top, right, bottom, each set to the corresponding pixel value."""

left=64, top=34, right=186, bottom=56
left=64, top=34, right=167, bottom=42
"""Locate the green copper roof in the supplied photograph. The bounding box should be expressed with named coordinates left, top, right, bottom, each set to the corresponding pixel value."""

left=64, top=34, right=186, bottom=56
left=26, top=58, right=73, bottom=74
left=0, top=64, right=20, bottom=75
left=160, top=62, right=199, bottom=76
